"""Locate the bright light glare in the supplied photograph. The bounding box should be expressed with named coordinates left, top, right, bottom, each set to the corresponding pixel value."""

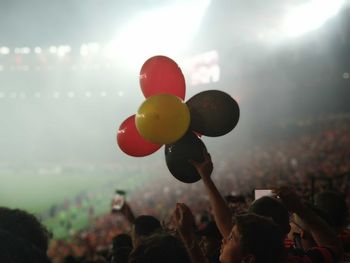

left=22, top=47, right=31, bottom=54
left=107, top=0, right=210, bottom=68
left=57, top=45, right=72, bottom=57
left=80, top=44, right=89, bottom=57
left=80, top=43, right=100, bottom=57
left=49, top=46, right=57, bottom=54
left=34, top=47, right=42, bottom=54
left=1, top=47, right=10, bottom=54
left=283, top=0, right=345, bottom=37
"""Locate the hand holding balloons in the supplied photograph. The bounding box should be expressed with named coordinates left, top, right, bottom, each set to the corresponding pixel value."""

left=165, top=131, right=207, bottom=183
left=116, top=55, right=240, bottom=185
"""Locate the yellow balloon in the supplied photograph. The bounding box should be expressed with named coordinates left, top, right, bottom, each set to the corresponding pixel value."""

left=136, top=94, right=190, bottom=144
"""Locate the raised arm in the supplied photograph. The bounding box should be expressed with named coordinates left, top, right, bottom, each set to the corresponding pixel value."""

left=277, top=187, right=343, bottom=259
left=118, top=202, right=136, bottom=223
left=190, top=152, right=233, bottom=238
left=173, top=203, right=210, bottom=263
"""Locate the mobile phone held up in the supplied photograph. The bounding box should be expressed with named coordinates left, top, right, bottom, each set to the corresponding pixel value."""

left=254, top=189, right=274, bottom=200
left=112, top=190, right=126, bottom=211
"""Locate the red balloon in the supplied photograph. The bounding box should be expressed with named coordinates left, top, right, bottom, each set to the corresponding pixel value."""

left=117, top=115, right=162, bottom=157
left=140, top=55, right=186, bottom=99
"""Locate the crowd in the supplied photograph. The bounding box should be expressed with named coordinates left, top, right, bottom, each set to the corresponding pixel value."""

left=1, top=116, right=349, bottom=263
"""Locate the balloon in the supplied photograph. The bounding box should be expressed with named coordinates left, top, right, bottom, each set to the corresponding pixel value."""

left=186, top=90, right=240, bottom=137
left=165, top=131, right=207, bottom=183
left=194, top=131, right=202, bottom=138
left=136, top=94, right=190, bottom=145
left=140, top=56, right=186, bottom=99
left=117, top=115, right=162, bottom=157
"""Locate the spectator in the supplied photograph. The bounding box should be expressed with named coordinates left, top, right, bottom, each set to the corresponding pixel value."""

left=315, top=191, right=350, bottom=262
left=128, top=232, right=191, bottom=263
left=172, top=203, right=210, bottom=263
left=131, top=215, right=161, bottom=247
left=277, top=187, right=343, bottom=262
left=220, top=213, right=284, bottom=263
left=190, top=151, right=343, bottom=263
left=0, top=229, right=51, bottom=263
left=315, top=191, right=349, bottom=232
left=248, top=196, right=291, bottom=236
left=0, top=207, right=51, bottom=252
left=111, top=234, right=132, bottom=263
left=288, top=203, right=334, bottom=251
left=197, top=221, right=222, bottom=263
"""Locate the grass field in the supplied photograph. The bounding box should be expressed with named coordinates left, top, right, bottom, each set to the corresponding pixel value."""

left=0, top=170, right=151, bottom=239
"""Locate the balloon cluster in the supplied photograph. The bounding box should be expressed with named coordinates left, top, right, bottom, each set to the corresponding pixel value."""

left=117, top=56, right=240, bottom=183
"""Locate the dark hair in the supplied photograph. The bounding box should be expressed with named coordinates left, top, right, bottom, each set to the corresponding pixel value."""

left=305, top=203, right=334, bottom=226
left=0, top=229, right=51, bottom=263
left=0, top=207, right=51, bottom=252
left=235, top=214, right=285, bottom=263
left=197, top=221, right=222, bottom=240
left=112, top=234, right=132, bottom=263
left=315, top=191, right=349, bottom=228
left=248, top=196, right=291, bottom=235
left=225, top=195, right=246, bottom=204
left=128, top=232, right=190, bottom=263
left=113, top=234, right=132, bottom=249
left=133, top=215, right=161, bottom=237
left=112, top=247, right=132, bottom=263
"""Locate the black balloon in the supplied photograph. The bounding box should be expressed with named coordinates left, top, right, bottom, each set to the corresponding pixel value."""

left=165, top=131, right=207, bottom=183
left=186, top=90, right=240, bottom=137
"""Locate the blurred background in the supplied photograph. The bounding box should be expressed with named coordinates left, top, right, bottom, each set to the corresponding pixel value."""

left=0, top=0, right=349, bottom=241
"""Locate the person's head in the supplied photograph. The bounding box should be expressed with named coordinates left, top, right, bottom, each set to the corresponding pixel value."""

left=111, top=234, right=132, bottom=263
left=248, top=196, right=291, bottom=236
left=220, top=213, right=284, bottom=263
left=0, top=229, right=51, bottom=263
left=131, top=215, right=161, bottom=247
left=128, top=232, right=190, bottom=263
left=315, top=191, right=349, bottom=231
left=225, top=195, right=247, bottom=215
left=0, top=207, right=51, bottom=252
left=112, top=247, right=132, bottom=263
left=112, top=233, right=132, bottom=249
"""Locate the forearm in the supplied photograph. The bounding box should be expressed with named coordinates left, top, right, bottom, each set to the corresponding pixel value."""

left=296, top=205, right=343, bottom=257
left=202, top=177, right=233, bottom=238
left=121, top=204, right=136, bottom=223
left=126, top=211, right=135, bottom=223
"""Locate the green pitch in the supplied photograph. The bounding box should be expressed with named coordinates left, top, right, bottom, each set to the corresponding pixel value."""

left=0, top=170, right=150, bottom=239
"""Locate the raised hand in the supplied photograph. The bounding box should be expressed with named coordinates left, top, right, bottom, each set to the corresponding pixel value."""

left=173, top=203, right=196, bottom=235
left=189, top=150, right=213, bottom=180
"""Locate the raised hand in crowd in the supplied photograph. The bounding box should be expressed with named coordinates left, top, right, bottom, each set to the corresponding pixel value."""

left=190, top=151, right=233, bottom=238
left=276, top=186, right=343, bottom=261
left=172, top=203, right=210, bottom=263
left=118, top=202, right=136, bottom=223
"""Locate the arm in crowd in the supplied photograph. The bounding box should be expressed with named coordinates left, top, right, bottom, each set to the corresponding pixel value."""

left=173, top=203, right=210, bottom=263
left=119, top=203, right=136, bottom=223
left=190, top=151, right=233, bottom=238
left=276, top=187, right=343, bottom=260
